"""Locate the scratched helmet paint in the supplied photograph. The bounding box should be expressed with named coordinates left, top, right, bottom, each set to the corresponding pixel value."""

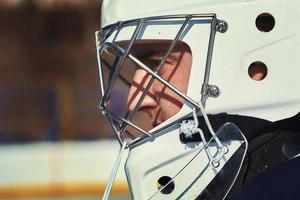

left=96, top=0, right=300, bottom=199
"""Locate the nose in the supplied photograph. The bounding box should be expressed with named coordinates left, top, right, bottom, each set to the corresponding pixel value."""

left=127, top=69, right=158, bottom=112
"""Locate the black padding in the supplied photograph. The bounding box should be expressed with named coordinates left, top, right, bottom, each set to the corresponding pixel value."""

left=231, top=157, right=300, bottom=200
left=195, top=113, right=273, bottom=141
left=242, top=131, right=295, bottom=182
left=193, top=112, right=300, bottom=199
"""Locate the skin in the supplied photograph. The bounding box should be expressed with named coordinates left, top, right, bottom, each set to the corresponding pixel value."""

left=127, top=42, right=192, bottom=128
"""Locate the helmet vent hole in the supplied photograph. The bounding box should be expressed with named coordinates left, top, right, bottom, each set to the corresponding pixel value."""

left=156, top=176, right=175, bottom=194
left=248, top=61, right=268, bottom=81
left=256, top=13, right=275, bottom=32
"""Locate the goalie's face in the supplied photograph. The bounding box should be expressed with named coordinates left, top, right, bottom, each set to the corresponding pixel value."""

left=98, top=39, right=194, bottom=137
left=127, top=43, right=192, bottom=127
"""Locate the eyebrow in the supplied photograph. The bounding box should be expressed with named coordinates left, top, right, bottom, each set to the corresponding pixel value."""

left=138, top=50, right=177, bottom=64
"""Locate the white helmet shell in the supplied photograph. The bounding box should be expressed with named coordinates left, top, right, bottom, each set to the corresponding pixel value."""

left=101, top=0, right=300, bottom=122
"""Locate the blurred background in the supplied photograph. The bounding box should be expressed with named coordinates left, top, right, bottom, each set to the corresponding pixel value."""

left=0, top=0, right=129, bottom=199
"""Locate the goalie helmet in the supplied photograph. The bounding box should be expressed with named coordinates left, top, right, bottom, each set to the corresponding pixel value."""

left=95, top=0, right=300, bottom=199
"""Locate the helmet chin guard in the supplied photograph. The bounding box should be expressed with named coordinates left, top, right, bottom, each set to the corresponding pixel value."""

left=95, top=13, right=247, bottom=200
left=147, top=122, right=247, bottom=200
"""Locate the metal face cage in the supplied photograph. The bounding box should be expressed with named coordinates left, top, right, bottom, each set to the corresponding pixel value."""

left=95, top=14, right=227, bottom=148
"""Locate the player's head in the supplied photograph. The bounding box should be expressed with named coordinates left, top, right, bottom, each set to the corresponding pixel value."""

left=96, top=0, right=300, bottom=199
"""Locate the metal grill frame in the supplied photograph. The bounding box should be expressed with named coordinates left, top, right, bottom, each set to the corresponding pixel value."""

left=95, top=14, right=226, bottom=148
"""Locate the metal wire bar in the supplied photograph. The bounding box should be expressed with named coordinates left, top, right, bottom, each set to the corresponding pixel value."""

left=103, top=112, right=123, bottom=145
left=124, top=130, right=136, bottom=140
left=101, top=42, right=126, bottom=55
left=100, top=14, right=216, bottom=33
left=102, top=140, right=127, bottom=200
left=201, top=17, right=218, bottom=106
left=95, top=31, right=105, bottom=97
left=108, top=115, right=137, bottom=142
left=112, top=21, right=123, bottom=43
left=96, top=31, right=128, bottom=98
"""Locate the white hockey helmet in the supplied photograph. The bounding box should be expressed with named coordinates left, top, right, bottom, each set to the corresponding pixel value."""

left=96, top=0, right=300, bottom=199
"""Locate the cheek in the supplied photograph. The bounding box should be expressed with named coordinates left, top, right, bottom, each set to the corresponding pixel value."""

left=153, top=61, right=191, bottom=121
left=159, top=92, right=184, bottom=120
left=167, top=66, right=191, bottom=97
left=153, top=77, right=188, bottom=120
